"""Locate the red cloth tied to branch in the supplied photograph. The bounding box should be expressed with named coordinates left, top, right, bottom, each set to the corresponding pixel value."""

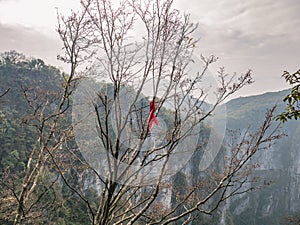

left=148, top=99, right=159, bottom=130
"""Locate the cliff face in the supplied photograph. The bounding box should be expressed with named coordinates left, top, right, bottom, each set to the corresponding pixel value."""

left=223, top=90, right=300, bottom=225
left=69, top=88, right=300, bottom=224
left=156, top=89, right=300, bottom=225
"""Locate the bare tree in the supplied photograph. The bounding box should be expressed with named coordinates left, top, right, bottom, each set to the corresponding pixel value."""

left=0, top=7, right=95, bottom=223
left=0, top=0, right=282, bottom=224
left=281, top=212, right=300, bottom=225
left=47, top=0, right=284, bottom=224
left=0, top=1, right=105, bottom=223
left=0, top=88, right=10, bottom=98
left=0, top=4, right=97, bottom=224
left=4, top=75, right=73, bottom=224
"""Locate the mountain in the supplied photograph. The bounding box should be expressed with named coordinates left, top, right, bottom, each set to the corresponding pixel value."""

left=223, top=90, right=300, bottom=225
left=170, top=89, right=300, bottom=225
left=1, top=51, right=299, bottom=224
left=225, top=90, right=289, bottom=127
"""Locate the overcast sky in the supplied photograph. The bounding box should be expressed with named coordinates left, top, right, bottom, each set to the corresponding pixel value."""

left=0, top=0, right=299, bottom=98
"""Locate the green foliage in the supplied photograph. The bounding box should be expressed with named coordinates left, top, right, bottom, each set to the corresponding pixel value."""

left=49, top=188, right=93, bottom=225
left=0, top=108, right=32, bottom=174
left=276, top=69, right=300, bottom=122
left=0, top=51, right=65, bottom=174
left=0, top=51, right=75, bottom=223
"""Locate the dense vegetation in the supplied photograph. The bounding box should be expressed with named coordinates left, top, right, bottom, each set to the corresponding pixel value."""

left=0, top=51, right=63, bottom=174
left=0, top=51, right=91, bottom=224
left=276, top=68, right=300, bottom=122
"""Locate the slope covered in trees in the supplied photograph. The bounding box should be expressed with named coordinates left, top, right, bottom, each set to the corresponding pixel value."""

left=0, top=51, right=64, bottom=174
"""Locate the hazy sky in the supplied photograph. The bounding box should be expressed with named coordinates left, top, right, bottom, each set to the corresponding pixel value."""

left=0, top=0, right=299, bottom=98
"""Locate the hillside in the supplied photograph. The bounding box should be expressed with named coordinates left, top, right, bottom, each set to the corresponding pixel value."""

left=0, top=51, right=65, bottom=174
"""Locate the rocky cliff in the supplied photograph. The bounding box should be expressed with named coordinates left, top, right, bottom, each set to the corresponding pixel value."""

left=222, top=90, right=300, bottom=225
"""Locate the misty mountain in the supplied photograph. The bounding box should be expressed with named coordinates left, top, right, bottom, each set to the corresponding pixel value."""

left=1, top=51, right=299, bottom=224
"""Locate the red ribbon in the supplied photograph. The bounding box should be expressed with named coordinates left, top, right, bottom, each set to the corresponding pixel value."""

left=149, top=99, right=159, bottom=130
